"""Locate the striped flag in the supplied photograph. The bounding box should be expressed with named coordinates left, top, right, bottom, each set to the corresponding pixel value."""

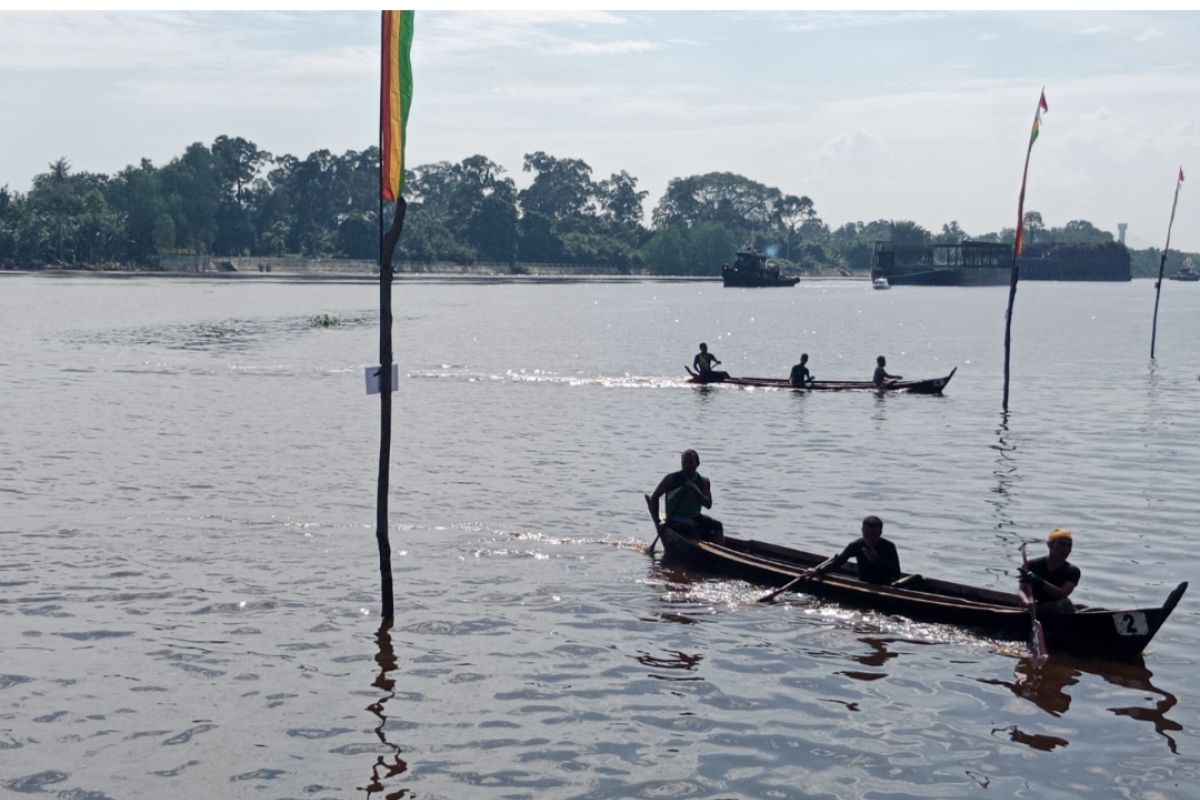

left=381, top=10, right=414, bottom=202
left=1014, top=89, right=1048, bottom=257
left=1028, top=90, right=1049, bottom=146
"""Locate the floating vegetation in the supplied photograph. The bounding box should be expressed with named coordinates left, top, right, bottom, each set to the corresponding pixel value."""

left=310, top=313, right=341, bottom=328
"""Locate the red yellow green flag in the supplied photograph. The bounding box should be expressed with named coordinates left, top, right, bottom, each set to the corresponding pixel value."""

left=381, top=10, right=414, bottom=202
left=1014, top=89, right=1048, bottom=257
left=1028, top=90, right=1048, bottom=146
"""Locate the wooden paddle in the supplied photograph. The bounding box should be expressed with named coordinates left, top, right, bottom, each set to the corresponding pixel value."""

left=644, top=494, right=664, bottom=555
left=757, top=556, right=837, bottom=603
left=1019, top=543, right=1049, bottom=667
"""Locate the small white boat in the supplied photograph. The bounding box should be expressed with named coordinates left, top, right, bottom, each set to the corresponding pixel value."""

left=873, top=277, right=891, bottom=290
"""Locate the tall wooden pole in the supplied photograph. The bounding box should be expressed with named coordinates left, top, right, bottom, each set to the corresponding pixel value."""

left=1151, top=168, right=1184, bottom=359
left=1002, top=90, right=1047, bottom=413
left=1002, top=248, right=1020, bottom=414
left=376, top=199, right=406, bottom=621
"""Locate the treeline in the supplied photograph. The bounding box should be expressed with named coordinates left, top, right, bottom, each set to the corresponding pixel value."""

left=0, top=135, right=1190, bottom=277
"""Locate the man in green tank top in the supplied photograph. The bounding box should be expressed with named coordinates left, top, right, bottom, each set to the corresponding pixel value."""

left=649, top=449, right=724, bottom=542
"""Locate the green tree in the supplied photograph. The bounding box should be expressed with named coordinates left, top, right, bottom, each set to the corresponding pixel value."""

left=160, top=142, right=222, bottom=253
left=108, top=159, right=167, bottom=263
left=1050, top=219, right=1112, bottom=243
left=774, top=194, right=817, bottom=260
left=27, top=158, right=83, bottom=263
left=211, top=135, right=272, bottom=207
left=467, top=182, right=519, bottom=264
left=76, top=188, right=121, bottom=263
left=1023, top=210, right=1044, bottom=247
left=687, top=222, right=739, bottom=275
left=933, top=220, right=968, bottom=244
left=517, top=210, right=564, bottom=263
left=597, top=170, right=647, bottom=226
left=153, top=213, right=176, bottom=252
left=642, top=225, right=689, bottom=274
left=889, top=220, right=932, bottom=246
left=520, top=151, right=596, bottom=220
left=0, top=186, right=19, bottom=264
left=653, top=172, right=780, bottom=247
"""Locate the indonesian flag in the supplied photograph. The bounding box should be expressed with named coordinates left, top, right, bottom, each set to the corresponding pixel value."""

left=381, top=11, right=414, bottom=202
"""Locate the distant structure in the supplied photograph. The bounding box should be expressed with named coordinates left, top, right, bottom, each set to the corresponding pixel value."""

left=1118, top=223, right=1128, bottom=245
left=871, top=240, right=1131, bottom=285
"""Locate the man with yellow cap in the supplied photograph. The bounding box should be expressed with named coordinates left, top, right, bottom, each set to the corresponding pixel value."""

left=1019, top=528, right=1080, bottom=613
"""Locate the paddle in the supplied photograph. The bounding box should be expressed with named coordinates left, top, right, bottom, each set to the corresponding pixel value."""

left=757, top=556, right=836, bottom=603
left=644, top=494, right=664, bottom=555
left=1019, top=543, right=1049, bottom=667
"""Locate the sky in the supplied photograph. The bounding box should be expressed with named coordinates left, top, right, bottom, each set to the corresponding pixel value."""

left=2, top=9, right=1199, bottom=250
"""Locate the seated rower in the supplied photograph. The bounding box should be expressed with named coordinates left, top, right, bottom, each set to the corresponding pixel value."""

left=649, top=449, right=724, bottom=543
left=1019, top=528, right=1079, bottom=613
left=873, top=355, right=902, bottom=388
left=789, top=353, right=814, bottom=387
left=802, top=515, right=901, bottom=585
left=693, top=342, right=730, bottom=381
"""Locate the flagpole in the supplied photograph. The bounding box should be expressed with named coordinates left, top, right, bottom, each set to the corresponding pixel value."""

left=1002, top=90, right=1047, bottom=413
left=375, top=10, right=413, bottom=621
left=1150, top=168, right=1184, bottom=359
left=375, top=10, right=395, bottom=621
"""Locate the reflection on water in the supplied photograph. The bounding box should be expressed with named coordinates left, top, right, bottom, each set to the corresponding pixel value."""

left=637, top=649, right=704, bottom=681
left=980, top=655, right=1182, bottom=753
left=360, top=623, right=408, bottom=799
left=854, top=636, right=904, bottom=668
left=989, top=415, right=1021, bottom=539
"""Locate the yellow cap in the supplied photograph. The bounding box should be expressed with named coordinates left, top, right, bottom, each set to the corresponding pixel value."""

left=1047, top=528, right=1072, bottom=542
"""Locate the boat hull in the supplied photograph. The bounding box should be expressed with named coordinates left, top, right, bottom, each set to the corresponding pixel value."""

left=722, top=271, right=800, bottom=288
left=686, top=366, right=957, bottom=395
left=657, top=527, right=1186, bottom=659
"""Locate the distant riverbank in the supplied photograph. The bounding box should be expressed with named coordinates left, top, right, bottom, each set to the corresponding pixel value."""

left=1, top=266, right=867, bottom=283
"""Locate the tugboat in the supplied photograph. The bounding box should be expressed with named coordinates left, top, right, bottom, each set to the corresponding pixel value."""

left=1169, top=258, right=1199, bottom=282
left=721, top=249, right=799, bottom=288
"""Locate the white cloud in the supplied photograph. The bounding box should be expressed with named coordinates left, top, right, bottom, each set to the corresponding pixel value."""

left=552, top=40, right=665, bottom=56
left=1134, top=29, right=1164, bottom=43
left=784, top=11, right=944, bottom=33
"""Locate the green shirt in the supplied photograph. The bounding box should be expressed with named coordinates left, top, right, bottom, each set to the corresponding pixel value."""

left=665, top=470, right=706, bottom=520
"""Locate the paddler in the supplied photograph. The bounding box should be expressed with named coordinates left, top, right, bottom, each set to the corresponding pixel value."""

left=1019, top=528, right=1079, bottom=613
left=693, top=343, right=730, bottom=381
left=789, top=353, right=814, bottom=387
left=800, top=515, right=901, bottom=585
left=649, top=449, right=724, bottom=542
left=872, top=355, right=902, bottom=388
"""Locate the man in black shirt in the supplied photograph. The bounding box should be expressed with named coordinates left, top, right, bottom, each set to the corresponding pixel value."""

left=1020, top=528, right=1080, bottom=613
left=804, top=515, right=901, bottom=585
left=693, top=342, right=730, bottom=381
left=872, top=355, right=902, bottom=388
left=789, top=353, right=814, bottom=387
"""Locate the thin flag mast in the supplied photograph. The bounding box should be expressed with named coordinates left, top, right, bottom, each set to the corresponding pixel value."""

left=1150, top=168, right=1184, bottom=359
left=375, top=10, right=414, bottom=620
left=1002, top=89, right=1048, bottom=413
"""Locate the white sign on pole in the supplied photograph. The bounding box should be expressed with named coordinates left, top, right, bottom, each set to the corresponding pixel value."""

left=365, top=364, right=400, bottom=395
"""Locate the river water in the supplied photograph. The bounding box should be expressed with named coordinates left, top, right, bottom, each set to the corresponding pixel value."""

left=2, top=272, right=1198, bottom=799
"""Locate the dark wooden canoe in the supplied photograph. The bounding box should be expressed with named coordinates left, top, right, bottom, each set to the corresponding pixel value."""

left=685, top=366, right=957, bottom=395
left=654, top=522, right=1187, bottom=660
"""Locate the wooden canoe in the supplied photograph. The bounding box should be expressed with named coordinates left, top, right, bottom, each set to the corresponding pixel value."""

left=685, top=366, right=957, bottom=395
left=654, top=522, right=1187, bottom=660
